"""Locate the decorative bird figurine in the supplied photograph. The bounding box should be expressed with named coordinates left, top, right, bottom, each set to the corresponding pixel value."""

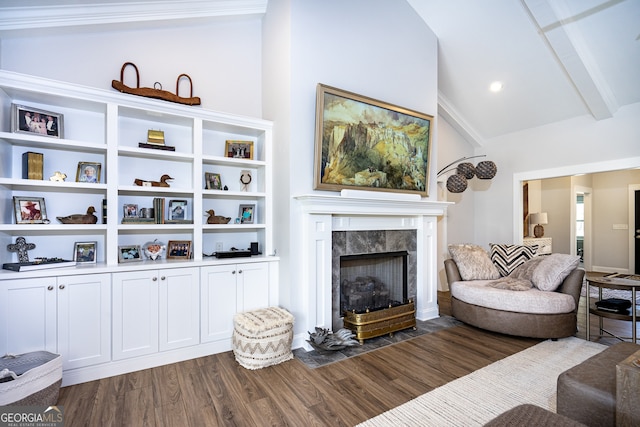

left=57, top=206, right=98, bottom=224
left=134, top=174, right=173, bottom=187
left=205, top=209, right=231, bottom=224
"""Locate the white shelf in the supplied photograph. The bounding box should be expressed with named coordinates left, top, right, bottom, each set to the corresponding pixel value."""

left=0, top=70, right=274, bottom=266
left=0, top=131, right=107, bottom=153
left=0, top=178, right=107, bottom=193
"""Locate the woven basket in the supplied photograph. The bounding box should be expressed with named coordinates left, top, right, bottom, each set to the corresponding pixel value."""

left=456, top=162, right=476, bottom=179
left=0, top=351, right=62, bottom=406
left=446, top=174, right=468, bottom=193
left=476, top=160, right=497, bottom=179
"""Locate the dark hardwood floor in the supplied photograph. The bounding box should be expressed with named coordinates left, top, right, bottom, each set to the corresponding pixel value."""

left=57, top=291, right=635, bottom=426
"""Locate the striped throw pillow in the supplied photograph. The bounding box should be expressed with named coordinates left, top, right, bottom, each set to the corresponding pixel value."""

left=490, top=243, right=538, bottom=277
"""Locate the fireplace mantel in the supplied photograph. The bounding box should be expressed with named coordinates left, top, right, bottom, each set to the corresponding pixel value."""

left=295, top=194, right=449, bottom=217
left=293, top=193, right=449, bottom=350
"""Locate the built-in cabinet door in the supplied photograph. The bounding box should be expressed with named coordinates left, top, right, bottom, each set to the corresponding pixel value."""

left=200, top=262, right=269, bottom=343
left=158, top=267, right=199, bottom=351
left=200, top=264, right=238, bottom=343
left=238, top=262, right=269, bottom=312
left=0, top=277, right=57, bottom=355
left=57, top=273, right=111, bottom=370
left=112, top=270, right=159, bottom=360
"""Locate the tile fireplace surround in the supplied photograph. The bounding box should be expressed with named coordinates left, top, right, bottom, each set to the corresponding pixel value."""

left=294, top=192, right=449, bottom=351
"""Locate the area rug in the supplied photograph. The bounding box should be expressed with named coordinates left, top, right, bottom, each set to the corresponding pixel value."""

left=294, top=315, right=462, bottom=368
left=357, top=337, right=607, bottom=427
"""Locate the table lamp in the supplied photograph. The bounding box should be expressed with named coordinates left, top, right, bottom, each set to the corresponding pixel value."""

left=530, top=212, right=548, bottom=238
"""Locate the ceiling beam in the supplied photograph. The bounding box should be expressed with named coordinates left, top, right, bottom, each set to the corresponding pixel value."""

left=522, top=0, right=618, bottom=120
left=0, top=0, right=268, bottom=33
left=438, top=93, right=484, bottom=148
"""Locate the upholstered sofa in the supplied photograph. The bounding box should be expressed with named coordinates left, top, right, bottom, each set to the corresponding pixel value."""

left=444, top=244, right=584, bottom=339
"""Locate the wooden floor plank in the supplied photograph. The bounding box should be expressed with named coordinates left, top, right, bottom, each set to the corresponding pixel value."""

left=56, top=291, right=628, bottom=426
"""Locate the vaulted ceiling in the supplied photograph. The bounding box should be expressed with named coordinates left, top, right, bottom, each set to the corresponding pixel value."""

left=2, top=1, right=638, bottom=147
left=408, top=0, right=640, bottom=145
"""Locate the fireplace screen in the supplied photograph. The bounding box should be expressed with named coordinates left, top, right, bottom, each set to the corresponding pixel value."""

left=340, top=251, right=408, bottom=314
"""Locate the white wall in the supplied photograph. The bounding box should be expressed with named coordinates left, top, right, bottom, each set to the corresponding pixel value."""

left=469, top=102, right=640, bottom=249
left=263, top=0, right=439, bottom=337
left=1, top=19, right=264, bottom=117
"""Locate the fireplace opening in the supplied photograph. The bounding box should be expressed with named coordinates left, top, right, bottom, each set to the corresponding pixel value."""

left=339, top=250, right=416, bottom=344
left=340, top=251, right=408, bottom=314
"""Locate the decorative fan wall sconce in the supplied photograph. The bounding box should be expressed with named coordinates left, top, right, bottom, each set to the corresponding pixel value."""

left=437, top=155, right=497, bottom=193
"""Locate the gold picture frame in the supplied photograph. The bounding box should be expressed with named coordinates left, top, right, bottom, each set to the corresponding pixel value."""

left=76, top=162, right=101, bottom=183
left=225, top=140, right=254, bottom=160
left=314, top=84, right=433, bottom=196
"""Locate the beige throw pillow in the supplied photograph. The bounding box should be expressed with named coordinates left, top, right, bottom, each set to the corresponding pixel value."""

left=509, top=253, right=580, bottom=291
left=448, top=244, right=500, bottom=281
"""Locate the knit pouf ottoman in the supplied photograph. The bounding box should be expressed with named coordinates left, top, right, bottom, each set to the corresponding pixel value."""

left=232, top=307, right=294, bottom=370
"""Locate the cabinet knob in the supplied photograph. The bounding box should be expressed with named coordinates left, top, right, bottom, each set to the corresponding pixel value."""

left=59, top=285, right=65, bottom=290
left=152, top=277, right=158, bottom=281
left=161, top=276, right=166, bottom=280
left=47, top=285, right=54, bottom=291
left=232, top=270, right=236, bottom=275
left=238, top=270, right=243, bottom=274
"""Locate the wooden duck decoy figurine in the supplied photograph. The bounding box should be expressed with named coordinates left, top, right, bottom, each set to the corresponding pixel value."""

left=205, top=209, right=231, bottom=224
left=57, top=206, right=98, bottom=224
left=134, top=174, right=173, bottom=187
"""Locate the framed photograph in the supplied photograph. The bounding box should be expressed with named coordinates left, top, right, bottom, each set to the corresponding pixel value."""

left=167, top=240, right=192, bottom=259
left=11, top=103, right=64, bottom=138
left=239, top=204, right=255, bottom=224
left=225, top=140, right=254, bottom=160
left=76, top=162, right=101, bottom=183
left=168, top=199, right=188, bottom=220
left=314, top=84, right=433, bottom=196
left=118, top=245, right=142, bottom=263
left=13, top=196, right=47, bottom=224
left=205, top=172, right=222, bottom=190
left=74, top=241, right=97, bottom=264
left=123, top=204, right=138, bottom=218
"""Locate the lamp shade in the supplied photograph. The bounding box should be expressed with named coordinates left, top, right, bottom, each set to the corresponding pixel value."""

left=530, top=212, right=548, bottom=225
left=475, top=160, right=497, bottom=179
left=456, top=162, right=476, bottom=179
left=446, top=174, right=468, bottom=193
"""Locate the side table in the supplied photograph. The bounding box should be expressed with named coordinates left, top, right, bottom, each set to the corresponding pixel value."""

left=585, top=272, right=639, bottom=343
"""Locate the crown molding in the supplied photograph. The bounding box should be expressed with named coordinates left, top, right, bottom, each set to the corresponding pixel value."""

left=0, top=0, right=268, bottom=33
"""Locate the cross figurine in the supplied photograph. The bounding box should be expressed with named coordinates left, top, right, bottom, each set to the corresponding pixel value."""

left=7, top=237, right=36, bottom=263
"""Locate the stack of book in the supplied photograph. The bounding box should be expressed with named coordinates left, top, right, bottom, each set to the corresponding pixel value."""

left=138, top=129, right=175, bottom=151
left=153, top=198, right=165, bottom=223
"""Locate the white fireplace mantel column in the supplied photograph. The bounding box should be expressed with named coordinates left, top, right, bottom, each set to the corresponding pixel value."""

left=293, top=193, right=450, bottom=350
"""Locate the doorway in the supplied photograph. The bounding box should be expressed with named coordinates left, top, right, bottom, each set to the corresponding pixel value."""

left=572, top=186, right=592, bottom=271
left=629, top=185, right=640, bottom=274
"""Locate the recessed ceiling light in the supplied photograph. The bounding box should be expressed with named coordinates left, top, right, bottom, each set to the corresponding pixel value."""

left=489, top=81, right=503, bottom=92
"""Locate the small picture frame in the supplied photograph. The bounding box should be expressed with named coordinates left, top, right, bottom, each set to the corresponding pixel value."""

left=239, top=204, right=255, bottom=224
left=168, top=199, right=188, bottom=220
left=118, top=245, right=142, bottom=263
left=74, top=241, right=97, bottom=264
left=76, top=162, right=102, bottom=183
left=225, top=140, right=254, bottom=160
left=14, top=196, right=47, bottom=224
left=11, top=103, right=64, bottom=139
left=167, top=240, right=192, bottom=259
left=205, top=172, right=222, bottom=190
left=123, top=204, right=138, bottom=218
